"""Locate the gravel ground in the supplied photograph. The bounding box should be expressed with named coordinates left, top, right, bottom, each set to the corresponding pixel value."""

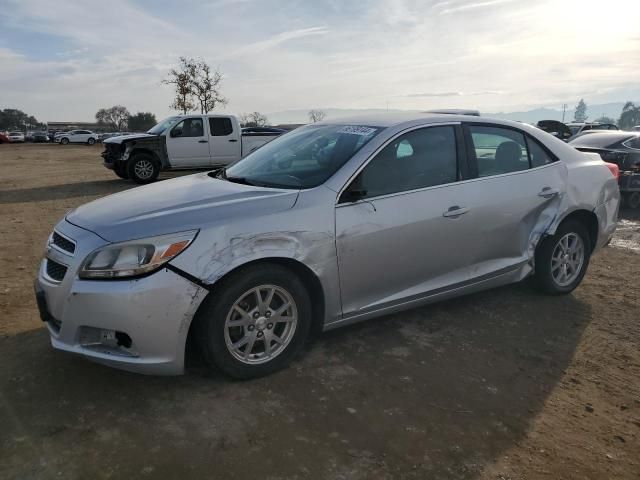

left=1, top=143, right=639, bottom=479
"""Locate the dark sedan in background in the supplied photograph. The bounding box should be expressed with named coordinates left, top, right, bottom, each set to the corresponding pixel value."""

left=570, top=132, right=640, bottom=208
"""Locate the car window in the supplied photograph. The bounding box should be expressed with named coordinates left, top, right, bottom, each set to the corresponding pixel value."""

left=468, top=126, right=529, bottom=177
left=623, top=137, right=640, bottom=150
left=354, top=126, right=458, bottom=199
left=210, top=117, right=233, bottom=136
left=171, top=118, right=204, bottom=138
left=526, top=137, right=555, bottom=167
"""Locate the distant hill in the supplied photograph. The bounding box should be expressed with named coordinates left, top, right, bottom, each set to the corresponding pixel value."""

left=267, top=102, right=635, bottom=125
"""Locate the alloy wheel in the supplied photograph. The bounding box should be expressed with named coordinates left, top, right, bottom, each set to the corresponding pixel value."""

left=134, top=159, right=154, bottom=180
left=550, top=232, right=585, bottom=287
left=224, top=285, right=298, bottom=365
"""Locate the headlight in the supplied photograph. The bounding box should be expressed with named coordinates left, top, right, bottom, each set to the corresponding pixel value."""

left=79, top=230, right=198, bottom=279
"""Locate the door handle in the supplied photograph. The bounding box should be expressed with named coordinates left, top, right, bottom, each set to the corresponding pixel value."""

left=198, top=139, right=208, bottom=143
left=229, top=139, right=238, bottom=143
left=538, top=187, right=559, bottom=198
left=442, top=206, right=470, bottom=218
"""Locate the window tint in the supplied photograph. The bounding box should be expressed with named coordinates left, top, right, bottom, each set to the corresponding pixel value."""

left=624, top=136, right=640, bottom=150
left=469, top=126, right=529, bottom=177
left=171, top=118, right=204, bottom=138
left=355, top=126, right=457, bottom=198
left=527, top=137, right=555, bottom=167
left=210, top=117, right=233, bottom=136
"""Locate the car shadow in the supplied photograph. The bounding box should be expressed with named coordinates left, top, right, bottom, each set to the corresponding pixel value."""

left=1, top=280, right=591, bottom=479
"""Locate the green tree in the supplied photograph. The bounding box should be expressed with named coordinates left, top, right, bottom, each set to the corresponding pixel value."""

left=574, top=99, right=588, bottom=122
left=95, top=105, right=130, bottom=131
left=163, top=56, right=197, bottom=114
left=618, top=102, right=640, bottom=130
left=0, top=109, right=44, bottom=131
left=128, top=112, right=157, bottom=132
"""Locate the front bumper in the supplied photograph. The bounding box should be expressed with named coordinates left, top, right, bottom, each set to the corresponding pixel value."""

left=36, top=220, right=208, bottom=375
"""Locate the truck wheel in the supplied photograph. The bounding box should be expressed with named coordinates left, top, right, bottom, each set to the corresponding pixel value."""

left=534, top=220, right=591, bottom=295
left=627, top=192, right=640, bottom=209
left=195, top=264, right=312, bottom=379
left=114, top=162, right=129, bottom=179
left=87, top=138, right=96, bottom=145
left=60, top=137, right=69, bottom=145
left=127, top=154, right=159, bottom=184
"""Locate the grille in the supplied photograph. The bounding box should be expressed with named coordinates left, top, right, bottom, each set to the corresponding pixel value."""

left=46, top=259, right=68, bottom=282
left=52, top=231, right=75, bottom=254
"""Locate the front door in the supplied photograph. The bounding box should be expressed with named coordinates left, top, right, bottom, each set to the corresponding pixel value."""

left=336, top=124, right=475, bottom=317
left=166, top=117, right=210, bottom=167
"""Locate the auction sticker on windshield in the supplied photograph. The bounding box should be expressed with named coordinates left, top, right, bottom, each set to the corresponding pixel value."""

left=337, top=126, right=377, bottom=136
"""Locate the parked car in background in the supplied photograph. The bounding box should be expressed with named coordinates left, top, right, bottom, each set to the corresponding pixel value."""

left=55, top=130, right=99, bottom=145
left=570, top=131, right=640, bottom=208
left=37, top=113, right=619, bottom=378
left=8, top=131, right=25, bottom=142
left=632, top=126, right=640, bottom=132
left=0, top=132, right=10, bottom=143
left=102, top=114, right=284, bottom=183
left=537, top=120, right=573, bottom=141
left=25, top=131, right=35, bottom=141
left=566, top=122, right=618, bottom=137
left=32, top=131, right=49, bottom=143
left=241, top=127, right=287, bottom=134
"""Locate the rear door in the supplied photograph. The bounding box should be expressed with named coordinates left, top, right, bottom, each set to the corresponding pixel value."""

left=165, top=117, right=210, bottom=167
left=336, top=124, right=476, bottom=317
left=460, top=123, right=566, bottom=279
left=209, top=116, right=241, bottom=165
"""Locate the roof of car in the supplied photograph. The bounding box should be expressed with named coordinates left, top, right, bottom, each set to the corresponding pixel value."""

left=569, top=131, right=638, bottom=147
left=323, top=112, right=517, bottom=128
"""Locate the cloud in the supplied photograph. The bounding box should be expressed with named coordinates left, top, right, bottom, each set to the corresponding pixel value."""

left=229, top=26, right=330, bottom=56
left=436, top=0, right=519, bottom=15
left=402, top=91, right=504, bottom=98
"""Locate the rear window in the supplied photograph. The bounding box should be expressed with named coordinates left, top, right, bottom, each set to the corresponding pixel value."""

left=210, top=117, right=233, bottom=136
left=570, top=133, right=631, bottom=148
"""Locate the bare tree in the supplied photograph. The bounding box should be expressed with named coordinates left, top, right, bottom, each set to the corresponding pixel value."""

left=192, top=60, right=228, bottom=114
left=308, top=109, right=326, bottom=123
left=162, top=57, right=197, bottom=114
left=240, top=112, right=269, bottom=127
left=95, top=105, right=130, bottom=131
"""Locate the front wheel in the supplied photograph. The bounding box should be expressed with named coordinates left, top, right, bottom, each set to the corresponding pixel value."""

left=113, top=162, right=129, bottom=179
left=534, top=220, right=591, bottom=295
left=127, top=154, right=159, bottom=184
left=625, top=192, right=640, bottom=209
left=195, top=264, right=312, bottom=379
left=60, top=137, right=69, bottom=145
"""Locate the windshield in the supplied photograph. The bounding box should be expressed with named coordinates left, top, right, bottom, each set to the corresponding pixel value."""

left=223, top=124, right=384, bottom=189
left=147, top=116, right=181, bottom=135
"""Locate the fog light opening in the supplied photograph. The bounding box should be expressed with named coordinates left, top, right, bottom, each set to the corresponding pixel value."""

left=115, top=331, right=132, bottom=349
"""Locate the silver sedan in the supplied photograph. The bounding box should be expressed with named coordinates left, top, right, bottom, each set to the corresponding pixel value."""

left=35, top=114, right=620, bottom=378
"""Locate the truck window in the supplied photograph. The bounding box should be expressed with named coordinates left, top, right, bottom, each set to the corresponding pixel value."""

left=171, top=118, right=204, bottom=138
left=209, top=117, right=233, bottom=136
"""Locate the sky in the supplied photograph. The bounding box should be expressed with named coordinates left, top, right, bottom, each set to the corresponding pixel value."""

left=0, top=0, right=639, bottom=123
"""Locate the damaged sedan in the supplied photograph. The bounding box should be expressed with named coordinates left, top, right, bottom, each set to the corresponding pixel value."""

left=35, top=114, right=620, bottom=378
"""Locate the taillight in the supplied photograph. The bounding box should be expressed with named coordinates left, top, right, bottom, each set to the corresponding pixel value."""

left=604, top=162, right=619, bottom=180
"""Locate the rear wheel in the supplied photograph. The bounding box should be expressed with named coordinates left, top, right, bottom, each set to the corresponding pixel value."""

left=87, top=138, right=96, bottom=145
left=60, top=137, right=69, bottom=145
left=127, top=154, right=159, bottom=184
left=195, top=264, right=312, bottom=379
left=534, top=220, right=591, bottom=295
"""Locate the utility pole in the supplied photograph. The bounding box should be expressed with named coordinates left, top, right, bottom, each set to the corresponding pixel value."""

left=561, top=104, right=568, bottom=123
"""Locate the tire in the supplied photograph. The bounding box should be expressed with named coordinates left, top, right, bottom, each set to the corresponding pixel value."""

left=60, top=137, right=69, bottom=145
left=87, top=138, right=96, bottom=145
left=626, top=192, right=640, bottom=209
left=127, top=153, right=159, bottom=184
left=195, top=264, right=312, bottom=379
left=534, top=220, right=591, bottom=295
left=113, top=162, right=129, bottom=179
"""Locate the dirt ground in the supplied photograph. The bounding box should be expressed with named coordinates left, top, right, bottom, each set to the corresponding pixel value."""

left=1, top=143, right=639, bottom=480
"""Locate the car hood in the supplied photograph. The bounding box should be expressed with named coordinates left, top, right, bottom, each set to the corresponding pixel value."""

left=104, top=133, right=156, bottom=144
left=66, top=173, right=300, bottom=242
